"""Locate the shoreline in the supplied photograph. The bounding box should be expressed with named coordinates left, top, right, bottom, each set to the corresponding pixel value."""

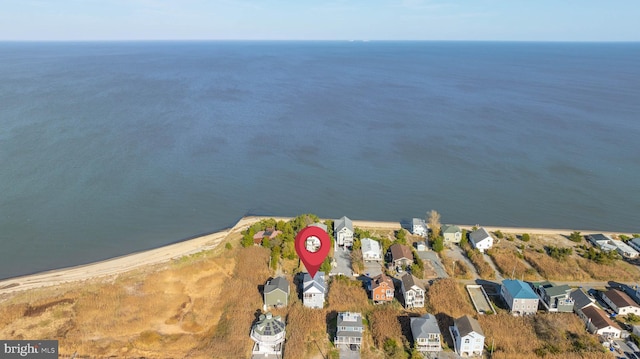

left=0, top=216, right=634, bottom=296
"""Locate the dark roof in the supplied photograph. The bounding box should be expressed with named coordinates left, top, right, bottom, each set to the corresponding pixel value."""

left=542, top=283, right=572, bottom=298
left=265, top=276, right=289, bottom=294
left=582, top=306, right=620, bottom=331
left=372, top=273, right=393, bottom=291
left=570, top=289, right=595, bottom=309
left=454, top=315, right=484, bottom=337
left=604, top=289, right=639, bottom=308
left=401, top=273, right=421, bottom=291
left=588, top=234, right=611, bottom=242
left=390, top=244, right=413, bottom=262
left=336, top=312, right=363, bottom=329
left=469, top=228, right=492, bottom=243
left=252, top=312, right=285, bottom=336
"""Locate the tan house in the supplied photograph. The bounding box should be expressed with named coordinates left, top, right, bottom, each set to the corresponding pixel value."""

left=442, top=224, right=462, bottom=244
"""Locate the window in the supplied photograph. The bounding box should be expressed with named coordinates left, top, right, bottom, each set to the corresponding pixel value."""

left=464, top=339, right=470, bottom=344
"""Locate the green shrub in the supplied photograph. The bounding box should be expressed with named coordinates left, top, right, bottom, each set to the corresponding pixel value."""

left=521, top=233, right=530, bottom=242
left=225, top=242, right=232, bottom=250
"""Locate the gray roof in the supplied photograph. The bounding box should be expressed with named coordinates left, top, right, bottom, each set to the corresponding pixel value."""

left=303, top=272, right=325, bottom=293
left=542, top=283, right=572, bottom=298
left=401, top=273, right=421, bottom=291
left=570, top=289, right=595, bottom=309
left=253, top=312, right=285, bottom=336
left=454, top=315, right=484, bottom=337
left=442, top=224, right=461, bottom=234
left=469, top=228, right=491, bottom=243
left=335, top=216, right=353, bottom=232
left=337, top=312, right=363, bottom=329
left=412, top=218, right=426, bottom=226
left=411, top=313, right=441, bottom=338
left=588, top=234, right=612, bottom=242
left=265, top=276, right=289, bottom=295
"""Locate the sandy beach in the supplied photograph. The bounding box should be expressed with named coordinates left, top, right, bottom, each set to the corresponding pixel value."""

left=0, top=216, right=632, bottom=296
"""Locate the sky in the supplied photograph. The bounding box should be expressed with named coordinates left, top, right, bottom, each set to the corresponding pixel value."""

left=0, top=0, right=638, bottom=41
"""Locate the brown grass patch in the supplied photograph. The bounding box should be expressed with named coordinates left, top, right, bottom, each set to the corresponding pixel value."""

left=440, top=253, right=472, bottom=279
left=576, top=257, right=640, bottom=282
left=487, top=247, right=539, bottom=281
left=479, top=313, right=604, bottom=359
left=327, top=276, right=371, bottom=312
left=464, top=247, right=496, bottom=279
left=427, top=278, right=475, bottom=319
left=524, top=250, right=592, bottom=281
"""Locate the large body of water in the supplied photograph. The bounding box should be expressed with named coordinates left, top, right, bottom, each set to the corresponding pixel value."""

left=1, top=41, right=639, bottom=279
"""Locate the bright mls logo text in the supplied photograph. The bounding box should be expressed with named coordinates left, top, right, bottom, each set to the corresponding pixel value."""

left=1, top=340, right=58, bottom=358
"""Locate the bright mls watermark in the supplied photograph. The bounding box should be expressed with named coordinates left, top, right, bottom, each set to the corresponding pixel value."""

left=1, top=340, right=58, bottom=358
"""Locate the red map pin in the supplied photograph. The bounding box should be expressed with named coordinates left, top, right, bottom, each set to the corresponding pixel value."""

left=295, top=225, right=331, bottom=278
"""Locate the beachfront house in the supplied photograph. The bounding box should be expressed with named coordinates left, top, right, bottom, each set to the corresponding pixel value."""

left=611, top=240, right=639, bottom=259
left=630, top=238, right=640, bottom=253
left=412, top=218, right=428, bottom=237
left=401, top=273, right=425, bottom=308
left=264, top=276, right=290, bottom=310
left=570, top=288, right=597, bottom=317
left=410, top=313, right=442, bottom=353
left=334, top=216, right=354, bottom=247
left=335, top=312, right=364, bottom=350
left=253, top=229, right=282, bottom=246
left=578, top=306, right=622, bottom=339
left=361, top=238, right=383, bottom=262
left=535, top=282, right=574, bottom=313
left=250, top=312, right=286, bottom=358
left=302, top=272, right=326, bottom=309
left=442, top=224, right=462, bottom=244
left=389, top=243, right=414, bottom=268
left=602, top=288, right=640, bottom=315
left=450, top=315, right=485, bottom=357
left=587, top=234, right=617, bottom=252
left=469, top=228, right=493, bottom=253
left=501, top=279, right=539, bottom=315
left=370, top=273, right=394, bottom=304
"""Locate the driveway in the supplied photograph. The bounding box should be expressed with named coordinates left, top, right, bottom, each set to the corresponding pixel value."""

left=482, top=253, right=504, bottom=280
left=417, top=251, right=448, bottom=278
left=331, top=246, right=353, bottom=276
left=338, top=345, right=361, bottom=359
left=445, top=246, right=479, bottom=280
left=363, top=261, right=383, bottom=277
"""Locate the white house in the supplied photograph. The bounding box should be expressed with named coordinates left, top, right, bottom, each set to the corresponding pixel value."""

left=302, top=272, right=326, bottom=309
left=411, top=313, right=442, bottom=353
left=361, top=238, right=382, bottom=261
left=401, top=273, right=425, bottom=308
left=602, top=289, right=640, bottom=315
left=335, top=216, right=354, bottom=247
left=412, top=218, right=428, bottom=237
left=469, top=228, right=494, bottom=253
left=450, top=315, right=484, bottom=357
left=611, top=240, right=639, bottom=259
left=579, top=306, right=621, bottom=339
left=250, top=312, right=286, bottom=358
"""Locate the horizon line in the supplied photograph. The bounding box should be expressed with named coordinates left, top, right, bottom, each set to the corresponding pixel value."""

left=1, top=39, right=639, bottom=44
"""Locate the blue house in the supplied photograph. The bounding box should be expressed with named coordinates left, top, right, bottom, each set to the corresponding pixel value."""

left=501, top=279, right=539, bottom=315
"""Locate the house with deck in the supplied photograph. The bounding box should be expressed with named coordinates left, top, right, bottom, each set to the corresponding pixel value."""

left=501, top=279, right=539, bottom=315
left=335, top=312, right=364, bottom=350
left=442, top=224, right=462, bottom=244
left=410, top=313, right=442, bottom=353
left=370, top=273, right=394, bottom=304
left=602, top=288, right=640, bottom=315
left=264, top=276, right=290, bottom=310
left=535, top=282, right=574, bottom=312
left=579, top=306, right=622, bottom=339
left=253, top=229, right=282, bottom=245
left=389, top=243, right=414, bottom=267
left=412, top=218, right=428, bottom=237
left=302, top=272, right=326, bottom=309
left=450, top=315, right=485, bottom=357
left=361, top=238, right=382, bottom=261
left=334, top=216, right=354, bottom=247
left=469, top=228, right=493, bottom=252
left=401, top=273, right=425, bottom=308
left=250, top=312, right=286, bottom=359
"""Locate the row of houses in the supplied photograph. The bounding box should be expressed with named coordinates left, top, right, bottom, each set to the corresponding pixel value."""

left=411, top=313, right=486, bottom=357
left=587, top=233, right=639, bottom=259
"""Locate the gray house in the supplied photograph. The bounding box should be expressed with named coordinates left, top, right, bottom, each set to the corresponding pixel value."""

left=442, top=224, right=462, bottom=244
left=334, top=216, right=354, bottom=247
left=302, top=272, right=326, bottom=309
left=410, top=313, right=442, bottom=353
left=501, top=279, right=539, bottom=315
left=250, top=312, right=286, bottom=359
left=401, top=273, right=425, bottom=308
left=535, top=282, right=574, bottom=312
left=264, top=276, right=290, bottom=310
left=450, top=315, right=484, bottom=357
left=335, top=312, right=364, bottom=350
left=570, top=288, right=597, bottom=317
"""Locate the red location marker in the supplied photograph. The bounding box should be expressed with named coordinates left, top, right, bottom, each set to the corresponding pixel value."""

left=295, top=225, right=331, bottom=278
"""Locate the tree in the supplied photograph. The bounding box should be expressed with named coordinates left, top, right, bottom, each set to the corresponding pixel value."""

left=432, top=237, right=444, bottom=252
left=494, top=230, right=504, bottom=239
left=569, top=231, right=582, bottom=242
left=320, top=257, right=332, bottom=273
left=241, top=228, right=255, bottom=247
left=427, top=210, right=441, bottom=240
left=281, top=240, right=296, bottom=260
left=460, top=229, right=468, bottom=247
left=521, top=233, right=530, bottom=242
left=395, top=229, right=407, bottom=243
left=270, top=246, right=280, bottom=270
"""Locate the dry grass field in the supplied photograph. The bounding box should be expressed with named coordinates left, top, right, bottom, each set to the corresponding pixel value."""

left=576, top=257, right=640, bottom=282
left=461, top=243, right=496, bottom=279
left=524, top=250, right=593, bottom=281
left=439, top=253, right=473, bottom=279
left=487, top=247, right=540, bottom=281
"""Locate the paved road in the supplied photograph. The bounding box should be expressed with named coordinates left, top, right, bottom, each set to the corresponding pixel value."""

left=417, top=251, right=448, bottom=278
